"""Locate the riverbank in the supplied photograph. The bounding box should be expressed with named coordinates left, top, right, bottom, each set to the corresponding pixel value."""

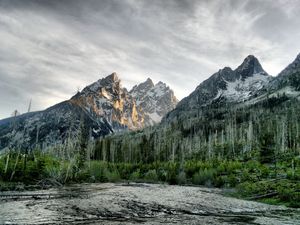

left=1, top=182, right=300, bottom=225
left=1, top=152, right=300, bottom=208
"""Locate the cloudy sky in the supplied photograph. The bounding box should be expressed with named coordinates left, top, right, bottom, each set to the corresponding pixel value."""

left=0, top=0, right=300, bottom=118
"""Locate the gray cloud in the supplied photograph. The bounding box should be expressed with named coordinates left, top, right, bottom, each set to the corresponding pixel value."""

left=0, top=0, right=300, bottom=118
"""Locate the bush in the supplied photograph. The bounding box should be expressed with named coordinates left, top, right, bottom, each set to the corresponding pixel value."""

left=226, top=161, right=242, bottom=173
left=216, top=163, right=226, bottom=174
left=237, top=181, right=257, bottom=196
left=176, top=171, right=187, bottom=185
left=228, top=174, right=239, bottom=187
left=89, top=161, right=109, bottom=182
left=213, top=176, right=225, bottom=187
left=260, top=164, right=270, bottom=178
left=192, top=168, right=215, bottom=186
left=104, top=169, right=120, bottom=182
left=144, top=169, right=158, bottom=182
left=157, top=168, right=167, bottom=182
left=287, top=168, right=300, bottom=180
left=44, top=163, right=61, bottom=180
left=129, top=169, right=141, bottom=181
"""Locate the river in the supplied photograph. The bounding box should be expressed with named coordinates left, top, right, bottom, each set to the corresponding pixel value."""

left=0, top=183, right=299, bottom=224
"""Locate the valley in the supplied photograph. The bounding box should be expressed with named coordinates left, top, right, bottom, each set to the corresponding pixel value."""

left=1, top=54, right=300, bottom=224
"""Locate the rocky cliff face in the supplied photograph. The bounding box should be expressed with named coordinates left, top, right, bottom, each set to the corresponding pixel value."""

left=71, top=73, right=178, bottom=130
left=267, top=53, right=300, bottom=92
left=164, top=55, right=272, bottom=122
left=278, top=53, right=300, bottom=78
left=130, top=78, right=178, bottom=126
left=71, top=73, right=143, bottom=131
left=96, top=52, right=300, bottom=168
left=0, top=73, right=178, bottom=150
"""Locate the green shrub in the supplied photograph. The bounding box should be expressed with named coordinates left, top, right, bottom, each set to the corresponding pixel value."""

left=213, top=176, right=225, bottom=187
left=192, top=168, right=215, bottom=186
left=144, top=169, right=158, bottom=182
left=287, top=168, right=300, bottom=180
left=106, top=169, right=120, bottom=182
left=216, top=163, right=226, bottom=174
left=88, top=161, right=109, bottom=182
left=129, top=169, right=141, bottom=181
left=260, top=164, right=270, bottom=178
left=157, top=168, right=167, bottom=182
left=226, top=161, right=242, bottom=173
left=176, top=171, right=187, bottom=185
left=44, top=161, right=62, bottom=181
left=228, top=174, right=239, bottom=187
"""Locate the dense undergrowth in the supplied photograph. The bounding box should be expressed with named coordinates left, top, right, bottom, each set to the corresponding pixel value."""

left=0, top=151, right=299, bottom=208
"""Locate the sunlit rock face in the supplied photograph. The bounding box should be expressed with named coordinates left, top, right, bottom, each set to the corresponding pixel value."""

left=71, top=73, right=144, bottom=130
left=72, top=73, right=178, bottom=130
left=0, top=73, right=178, bottom=150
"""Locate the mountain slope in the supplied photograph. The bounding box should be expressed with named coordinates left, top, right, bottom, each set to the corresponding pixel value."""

left=164, top=55, right=271, bottom=122
left=0, top=73, right=178, bottom=151
left=267, top=53, right=300, bottom=93
left=71, top=73, right=143, bottom=131
left=94, top=53, right=300, bottom=165
left=0, top=100, right=114, bottom=151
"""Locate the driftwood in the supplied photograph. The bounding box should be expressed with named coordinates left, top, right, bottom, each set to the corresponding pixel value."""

left=248, top=192, right=278, bottom=200
left=35, top=178, right=63, bottom=188
left=0, top=192, right=80, bottom=200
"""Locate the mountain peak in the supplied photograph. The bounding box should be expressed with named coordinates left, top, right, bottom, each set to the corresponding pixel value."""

left=146, top=77, right=154, bottom=84
left=78, top=72, right=121, bottom=96
left=130, top=78, right=178, bottom=125
left=99, top=72, right=121, bottom=89
left=278, top=52, right=300, bottom=77
left=244, top=54, right=257, bottom=61
left=104, top=72, right=119, bottom=82
left=156, top=81, right=166, bottom=87
left=145, top=78, right=155, bottom=87
left=294, top=53, right=300, bottom=65
left=222, top=66, right=233, bottom=72
left=130, top=78, right=154, bottom=95
left=235, top=55, right=268, bottom=78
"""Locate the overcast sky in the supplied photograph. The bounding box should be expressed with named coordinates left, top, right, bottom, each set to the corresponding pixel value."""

left=0, top=0, right=300, bottom=118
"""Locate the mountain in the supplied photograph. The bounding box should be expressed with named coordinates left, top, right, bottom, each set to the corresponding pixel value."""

left=2, top=53, right=300, bottom=156
left=164, top=55, right=271, bottom=121
left=95, top=53, right=300, bottom=166
left=71, top=73, right=143, bottom=131
left=130, top=78, right=178, bottom=126
left=0, top=100, right=111, bottom=152
left=267, top=53, right=300, bottom=94
left=278, top=53, right=300, bottom=78
left=0, top=73, right=178, bottom=151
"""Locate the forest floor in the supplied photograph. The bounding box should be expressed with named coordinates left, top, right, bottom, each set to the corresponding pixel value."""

left=0, top=182, right=300, bottom=225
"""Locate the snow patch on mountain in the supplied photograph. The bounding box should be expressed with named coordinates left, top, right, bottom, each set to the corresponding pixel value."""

left=275, top=86, right=299, bottom=97
left=148, top=112, right=161, bottom=124
left=218, top=72, right=271, bottom=102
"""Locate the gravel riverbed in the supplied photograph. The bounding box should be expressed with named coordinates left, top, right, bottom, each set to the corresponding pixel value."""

left=0, top=183, right=299, bottom=224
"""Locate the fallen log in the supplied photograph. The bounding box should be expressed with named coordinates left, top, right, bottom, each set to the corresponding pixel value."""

left=36, top=178, right=63, bottom=188
left=0, top=192, right=88, bottom=200
left=248, top=192, right=278, bottom=200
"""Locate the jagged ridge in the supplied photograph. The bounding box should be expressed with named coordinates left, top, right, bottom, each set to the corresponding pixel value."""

left=165, top=55, right=272, bottom=122
left=0, top=73, right=178, bottom=150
